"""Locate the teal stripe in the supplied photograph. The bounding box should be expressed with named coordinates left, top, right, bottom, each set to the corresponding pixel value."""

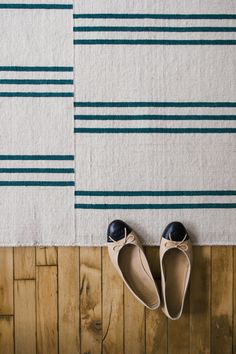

left=74, top=102, right=236, bottom=107
left=75, top=203, right=236, bottom=209
left=74, top=39, right=236, bottom=45
left=73, top=14, right=236, bottom=20
left=74, top=115, right=236, bottom=121
left=0, top=181, right=74, bottom=186
left=0, top=66, right=73, bottom=72
left=0, top=168, right=74, bottom=173
left=0, top=92, right=73, bottom=97
left=75, top=190, right=236, bottom=196
left=74, top=26, right=236, bottom=32
left=0, top=155, right=74, bottom=160
left=0, top=79, right=73, bottom=85
left=0, top=4, right=73, bottom=9
left=74, top=128, right=236, bottom=134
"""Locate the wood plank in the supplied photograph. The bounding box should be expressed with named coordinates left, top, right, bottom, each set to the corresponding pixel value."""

left=14, top=280, right=36, bottom=354
left=168, top=284, right=190, bottom=354
left=80, top=247, right=102, bottom=354
left=145, top=246, right=167, bottom=354
left=211, top=246, right=233, bottom=354
left=0, top=245, right=235, bottom=353
left=0, top=248, right=13, bottom=314
left=0, top=316, right=14, bottom=354
left=190, top=246, right=211, bottom=354
left=234, top=246, right=236, bottom=354
left=36, top=247, right=57, bottom=265
left=36, top=266, right=58, bottom=354
left=58, top=247, right=80, bottom=354
left=124, top=285, right=145, bottom=354
left=102, top=248, right=124, bottom=354
left=14, top=247, right=35, bottom=279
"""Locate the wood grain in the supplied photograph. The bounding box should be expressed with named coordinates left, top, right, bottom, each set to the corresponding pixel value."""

left=36, top=266, right=58, bottom=354
left=124, top=285, right=145, bottom=354
left=234, top=246, right=236, bottom=354
left=190, top=246, right=211, bottom=354
left=0, top=248, right=13, bottom=314
left=168, top=290, right=190, bottom=354
left=14, top=248, right=35, bottom=279
left=58, top=247, right=80, bottom=354
left=0, top=316, right=14, bottom=354
left=0, top=246, right=235, bottom=353
left=36, top=247, right=57, bottom=265
left=80, top=247, right=102, bottom=354
left=102, top=248, right=124, bottom=354
left=211, top=247, right=233, bottom=354
left=14, top=280, right=36, bottom=354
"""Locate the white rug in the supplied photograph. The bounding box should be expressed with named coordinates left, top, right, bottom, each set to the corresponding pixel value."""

left=0, top=0, right=235, bottom=245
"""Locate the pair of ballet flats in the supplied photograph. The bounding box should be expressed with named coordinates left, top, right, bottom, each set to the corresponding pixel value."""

left=107, top=220, right=192, bottom=321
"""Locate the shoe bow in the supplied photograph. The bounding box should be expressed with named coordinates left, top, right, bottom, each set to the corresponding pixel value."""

left=109, top=227, right=135, bottom=251
left=164, top=233, right=188, bottom=252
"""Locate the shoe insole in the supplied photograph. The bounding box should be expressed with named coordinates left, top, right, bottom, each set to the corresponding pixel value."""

left=119, top=244, right=159, bottom=308
left=163, top=248, right=189, bottom=318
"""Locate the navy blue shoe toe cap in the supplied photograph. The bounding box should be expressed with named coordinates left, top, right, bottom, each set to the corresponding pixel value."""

left=162, top=221, right=189, bottom=241
left=107, top=220, right=132, bottom=242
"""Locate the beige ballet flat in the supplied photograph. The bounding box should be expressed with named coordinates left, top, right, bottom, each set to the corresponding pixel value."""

left=160, top=221, right=193, bottom=320
left=107, top=220, right=160, bottom=310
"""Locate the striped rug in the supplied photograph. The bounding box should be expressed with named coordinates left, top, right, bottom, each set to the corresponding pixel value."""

left=0, top=0, right=235, bottom=245
left=0, top=2, right=75, bottom=245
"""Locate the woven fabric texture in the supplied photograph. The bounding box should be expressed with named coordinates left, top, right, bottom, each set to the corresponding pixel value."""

left=0, top=0, right=235, bottom=244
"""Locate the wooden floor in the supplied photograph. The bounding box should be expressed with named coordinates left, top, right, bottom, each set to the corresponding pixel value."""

left=0, top=246, right=235, bottom=354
